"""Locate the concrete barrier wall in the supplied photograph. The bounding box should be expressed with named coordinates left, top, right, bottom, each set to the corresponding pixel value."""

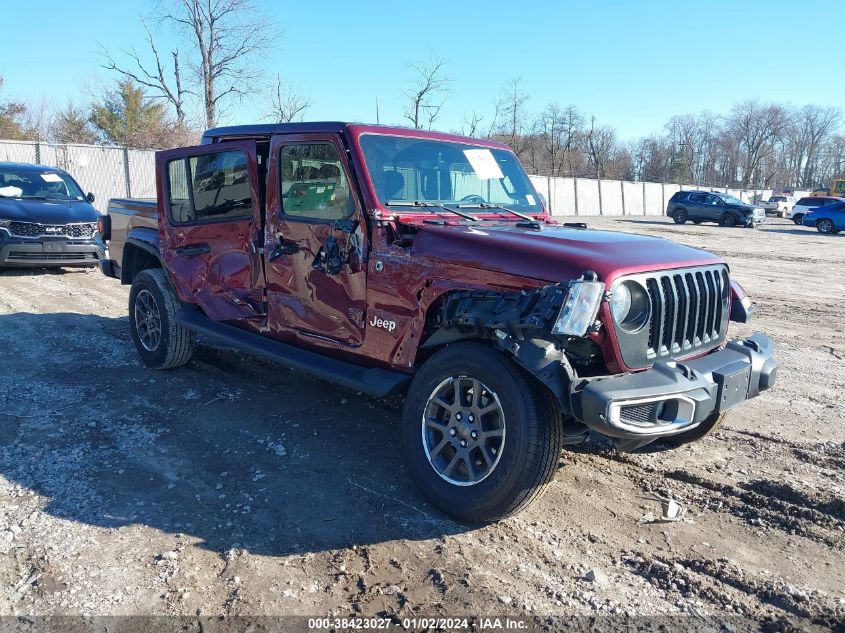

left=0, top=138, right=773, bottom=216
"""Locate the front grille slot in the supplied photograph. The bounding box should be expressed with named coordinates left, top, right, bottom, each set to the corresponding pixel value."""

left=7, top=251, right=96, bottom=261
left=619, top=402, right=661, bottom=427
left=634, top=266, right=728, bottom=363
left=8, top=221, right=95, bottom=239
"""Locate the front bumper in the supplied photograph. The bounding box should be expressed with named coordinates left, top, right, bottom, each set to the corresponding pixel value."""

left=0, top=233, right=105, bottom=267
left=574, top=333, right=777, bottom=441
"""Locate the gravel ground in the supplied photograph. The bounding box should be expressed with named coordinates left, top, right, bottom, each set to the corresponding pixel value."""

left=0, top=216, right=843, bottom=630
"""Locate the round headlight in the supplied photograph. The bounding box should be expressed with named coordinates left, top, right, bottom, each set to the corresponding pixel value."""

left=611, top=281, right=650, bottom=332
left=610, top=283, right=631, bottom=323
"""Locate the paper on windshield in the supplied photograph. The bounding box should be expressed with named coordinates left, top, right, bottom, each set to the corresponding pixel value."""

left=0, top=186, right=22, bottom=197
left=40, top=173, right=63, bottom=182
left=463, top=149, right=504, bottom=180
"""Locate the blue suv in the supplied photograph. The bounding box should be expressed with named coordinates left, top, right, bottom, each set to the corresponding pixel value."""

left=802, top=201, right=845, bottom=234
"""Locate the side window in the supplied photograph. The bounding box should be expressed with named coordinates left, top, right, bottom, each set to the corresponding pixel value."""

left=688, top=193, right=704, bottom=203
left=279, top=143, right=354, bottom=221
left=166, top=150, right=253, bottom=224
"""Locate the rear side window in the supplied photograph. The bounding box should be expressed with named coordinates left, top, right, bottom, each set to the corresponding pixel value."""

left=167, top=150, right=253, bottom=224
left=796, top=197, right=819, bottom=206
left=688, top=193, right=706, bottom=203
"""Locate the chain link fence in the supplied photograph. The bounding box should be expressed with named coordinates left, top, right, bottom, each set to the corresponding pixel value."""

left=1, top=138, right=785, bottom=216
left=0, top=139, right=156, bottom=211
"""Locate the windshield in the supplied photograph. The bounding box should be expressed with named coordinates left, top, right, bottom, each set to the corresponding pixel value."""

left=0, top=168, right=85, bottom=201
left=770, top=196, right=785, bottom=202
left=720, top=194, right=744, bottom=205
left=359, top=134, right=542, bottom=214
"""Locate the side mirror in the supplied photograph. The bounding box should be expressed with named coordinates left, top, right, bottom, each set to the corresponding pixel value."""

left=86, top=192, right=96, bottom=203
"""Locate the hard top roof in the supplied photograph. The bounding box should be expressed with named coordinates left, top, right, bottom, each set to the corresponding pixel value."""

left=201, top=122, right=511, bottom=150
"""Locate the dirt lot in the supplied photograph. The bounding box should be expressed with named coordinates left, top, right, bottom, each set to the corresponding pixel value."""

left=0, top=216, right=843, bottom=630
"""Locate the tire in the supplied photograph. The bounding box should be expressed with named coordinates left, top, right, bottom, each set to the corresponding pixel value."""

left=817, top=219, right=834, bottom=234
left=692, top=220, right=702, bottom=224
left=779, top=210, right=787, bottom=219
left=128, top=268, right=195, bottom=369
left=401, top=342, right=563, bottom=523
left=792, top=214, right=803, bottom=225
left=665, top=413, right=726, bottom=446
left=672, top=209, right=688, bottom=224
left=719, top=213, right=736, bottom=228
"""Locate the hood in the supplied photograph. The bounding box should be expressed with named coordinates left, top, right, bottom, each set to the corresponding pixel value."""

left=410, top=223, right=725, bottom=285
left=0, top=198, right=100, bottom=224
left=730, top=202, right=759, bottom=212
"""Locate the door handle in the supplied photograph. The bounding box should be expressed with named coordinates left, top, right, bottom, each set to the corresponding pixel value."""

left=176, top=244, right=211, bottom=257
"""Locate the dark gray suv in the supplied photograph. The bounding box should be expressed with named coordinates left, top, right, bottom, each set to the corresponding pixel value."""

left=667, top=191, right=766, bottom=228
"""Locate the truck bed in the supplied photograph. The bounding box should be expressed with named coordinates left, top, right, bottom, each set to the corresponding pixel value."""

left=107, top=198, right=158, bottom=275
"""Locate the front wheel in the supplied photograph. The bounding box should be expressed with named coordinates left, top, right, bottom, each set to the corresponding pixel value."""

left=129, top=269, right=195, bottom=369
left=719, top=213, right=736, bottom=228
left=817, top=219, right=834, bottom=234
left=401, top=343, right=563, bottom=523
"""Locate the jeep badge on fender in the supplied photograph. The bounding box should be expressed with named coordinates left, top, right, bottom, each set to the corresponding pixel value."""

left=369, top=314, right=397, bottom=333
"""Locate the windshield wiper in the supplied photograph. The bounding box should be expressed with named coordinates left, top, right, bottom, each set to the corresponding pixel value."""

left=455, top=202, right=538, bottom=223
left=385, top=200, right=479, bottom=222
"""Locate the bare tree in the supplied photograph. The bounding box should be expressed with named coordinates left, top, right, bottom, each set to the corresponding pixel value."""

left=790, top=105, right=841, bottom=187
left=101, top=18, right=190, bottom=124
left=266, top=74, right=311, bottom=123
left=724, top=100, right=791, bottom=188
left=493, top=78, right=530, bottom=158
left=585, top=116, right=621, bottom=179
left=158, top=0, right=273, bottom=128
left=402, top=54, right=451, bottom=130
left=538, top=103, right=582, bottom=176
left=460, top=111, right=484, bottom=137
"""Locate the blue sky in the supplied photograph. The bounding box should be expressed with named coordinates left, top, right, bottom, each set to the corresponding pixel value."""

left=1, top=0, right=842, bottom=140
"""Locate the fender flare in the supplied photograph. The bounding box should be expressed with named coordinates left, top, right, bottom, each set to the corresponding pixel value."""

left=120, top=228, right=163, bottom=285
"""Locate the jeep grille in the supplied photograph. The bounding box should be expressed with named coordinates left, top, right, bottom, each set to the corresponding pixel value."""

left=613, top=265, right=730, bottom=369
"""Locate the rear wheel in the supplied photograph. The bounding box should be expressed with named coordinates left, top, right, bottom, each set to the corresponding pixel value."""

left=792, top=214, right=804, bottom=225
left=672, top=209, right=688, bottom=224
left=719, top=213, right=736, bottom=228
left=692, top=219, right=702, bottom=224
left=817, top=219, right=834, bottom=234
left=401, top=343, right=563, bottom=523
left=129, top=269, right=195, bottom=369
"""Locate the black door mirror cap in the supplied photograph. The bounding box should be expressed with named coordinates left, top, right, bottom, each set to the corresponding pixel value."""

left=86, top=192, right=96, bottom=203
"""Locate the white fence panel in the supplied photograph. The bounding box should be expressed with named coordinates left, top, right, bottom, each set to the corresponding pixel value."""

left=662, top=184, right=681, bottom=213
left=67, top=146, right=126, bottom=211
left=600, top=180, right=624, bottom=215
left=549, top=177, right=575, bottom=215
left=643, top=182, right=664, bottom=215
left=0, top=141, right=37, bottom=164
left=37, top=145, right=64, bottom=169
left=575, top=178, right=601, bottom=215
left=622, top=181, right=644, bottom=215
left=128, top=149, right=157, bottom=198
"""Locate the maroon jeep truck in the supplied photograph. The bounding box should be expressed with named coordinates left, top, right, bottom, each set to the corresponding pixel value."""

left=99, top=122, right=778, bottom=522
